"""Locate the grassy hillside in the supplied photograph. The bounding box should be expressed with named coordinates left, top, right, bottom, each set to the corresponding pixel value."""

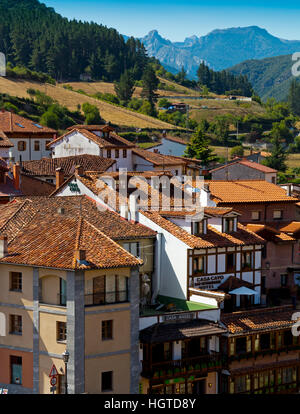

left=0, top=77, right=178, bottom=129
left=229, top=54, right=298, bottom=101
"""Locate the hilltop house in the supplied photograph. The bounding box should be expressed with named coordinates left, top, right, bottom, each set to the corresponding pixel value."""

left=0, top=111, right=57, bottom=162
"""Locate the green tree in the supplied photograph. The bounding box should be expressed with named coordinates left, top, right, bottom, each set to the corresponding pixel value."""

left=114, top=70, right=135, bottom=105
left=184, top=125, right=218, bottom=166
left=288, top=79, right=300, bottom=116
left=82, top=102, right=102, bottom=124
left=262, top=122, right=288, bottom=172
left=230, top=145, right=244, bottom=159
left=141, top=65, right=159, bottom=113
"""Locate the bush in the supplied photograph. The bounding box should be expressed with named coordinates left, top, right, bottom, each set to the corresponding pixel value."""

left=230, top=145, right=244, bottom=158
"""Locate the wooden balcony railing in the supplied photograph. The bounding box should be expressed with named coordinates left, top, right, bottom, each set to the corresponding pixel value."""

left=141, top=352, right=223, bottom=379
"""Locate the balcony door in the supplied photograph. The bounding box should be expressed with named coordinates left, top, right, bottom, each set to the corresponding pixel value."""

left=93, top=276, right=106, bottom=305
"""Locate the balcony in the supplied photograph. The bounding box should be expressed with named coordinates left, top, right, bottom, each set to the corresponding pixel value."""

left=141, top=352, right=223, bottom=379
left=84, top=290, right=129, bottom=307
left=39, top=293, right=66, bottom=307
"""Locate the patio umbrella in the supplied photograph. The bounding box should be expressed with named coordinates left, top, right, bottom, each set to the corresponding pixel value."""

left=229, top=287, right=258, bottom=296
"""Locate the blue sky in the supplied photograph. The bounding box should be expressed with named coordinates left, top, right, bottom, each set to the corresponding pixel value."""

left=43, top=0, right=300, bottom=41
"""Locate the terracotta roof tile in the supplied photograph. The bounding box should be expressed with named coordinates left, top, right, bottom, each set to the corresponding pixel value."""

left=205, top=180, right=298, bottom=204
left=0, top=214, right=142, bottom=270
left=132, top=148, right=187, bottom=166
left=0, top=111, right=56, bottom=134
left=210, top=160, right=277, bottom=174
left=0, top=130, right=13, bottom=147
left=246, top=223, right=296, bottom=243
left=140, top=210, right=264, bottom=248
left=21, top=155, right=115, bottom=177
left=221, top=306, right=299, bottom=335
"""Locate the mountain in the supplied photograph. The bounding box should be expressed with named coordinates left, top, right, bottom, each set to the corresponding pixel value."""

left=140, top=26, right=300, bottom=78
left=229, top=54, right=300, bottom=101
left=0, top=0, right=149, bottom=82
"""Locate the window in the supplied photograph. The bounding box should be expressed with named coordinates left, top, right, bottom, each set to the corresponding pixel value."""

left=123, top=149, right=127, bottom=158
left=193, top=256, right=206, bottom=274
left=224, top=218, right=235, bottom=233
left=115, top=149, right=119, bottom=158
left=283, top=330, right=293, bottom=347
left=236, top=337, right=247, bottom=354
left=34, top=141, right=40, bottom=151
left=10, top=315, right=22, bottom=335
left=45, top=140, right=51, bottom=149
left=57, top=322, right=67, bottom=342
left=251, top=211, right=260, bottom=221
left=10, top=356, right=22, bottom=385
left=107, top=149, right=111, bottom=158
left=272, top=177, right=276, bottom=184
left=123, top=242, right=140, bottom=257
left=226, top=253, right=236, bottom=272
left=242, top=252, right=253, bottom=270
left=260, top=333, right=270, bottom=350
left=18, top=141, right=26, bottom=152
left=273, top=210, right=283, bottom=220
left=10, top=272, right=22, bottom=292
left=46, top=179, right=54, bottom=183
left=281, top=274, right=288, bottom=287
left=235, top=375, right=250, bottom=393
left=102, top=320, right=113, bottom=340
left=101, top=371, right=113, bottom=392
left=191, top=220, right=205, bottom=235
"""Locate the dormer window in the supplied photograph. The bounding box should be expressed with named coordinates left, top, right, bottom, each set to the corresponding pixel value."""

left=191, top=220, right=206, bottom=235
left=224, top=218, right=235, bottom=233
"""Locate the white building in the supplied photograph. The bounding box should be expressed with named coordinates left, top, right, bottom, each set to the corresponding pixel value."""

left=48, top=125, right=135, bottom=171
left=0, top=110, right=56, bottom=162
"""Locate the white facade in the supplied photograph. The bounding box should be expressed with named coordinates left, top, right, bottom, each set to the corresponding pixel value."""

left=51, top=130, right=133, bottom=170
left=8, top=138, right=51, bottom=162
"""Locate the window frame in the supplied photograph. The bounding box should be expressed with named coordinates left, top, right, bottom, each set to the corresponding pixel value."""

left=34, top=140, right=40, bottom=151
left=9, top=314, right=22, bottom=335
left=10, top=272, right=22, bottom=292
left=251, top=211, right=261, bottom=221
left=102, top=320, right=113, bottom=341
left=17, top=141, right=26, bottom=152
left=273, top=210, right=283, bottom=220
left=56, top=321, right=67, bottom=343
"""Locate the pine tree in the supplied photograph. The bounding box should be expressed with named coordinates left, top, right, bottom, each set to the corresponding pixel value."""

left=184, top=125, right=218, bottom=166
left=141, top=64, right=159, bottom=113
left=114, top=70, right=135, bottom=105
left=263, top=122, right=287, bottom=172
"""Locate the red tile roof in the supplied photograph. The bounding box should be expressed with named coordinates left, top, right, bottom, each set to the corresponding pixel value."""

left=0, top=130, right=13, bottom=148
left=21, top=155, right=115, bottom=177
left=132, top=148, right=187, bottom=166
left=48, top=128, right=134, bottom=149
left=140, top=210, right=265, bottom=249
left=0, top=111, right=56, bottom=134
left=0, top=214, right=142, bottom=270
left=210, top=160, right=277, bottom=174
left=221, top=305, right=299, bottom=335
left=205, top=180, right=298, bottom=204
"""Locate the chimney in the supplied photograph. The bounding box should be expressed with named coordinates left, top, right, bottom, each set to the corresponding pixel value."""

left=55, top=167, right=65, bottom=189
left=13, top=163, right=20, bottom=191
left=75, top=249, right=86, bottom=262
left=57, top=207, right=65, bottom=215
left=75, top=165, right=84, bottom=177
left=0, top=235, right=8, bottom=258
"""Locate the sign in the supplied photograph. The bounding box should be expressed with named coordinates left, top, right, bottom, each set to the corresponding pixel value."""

left=163, top=312, right=196, bottom=322
left=49, top=364, right=58, bottom=378
left=50, top=377, right=57, bottom=386
left=194, top=275, right=224, bottom=290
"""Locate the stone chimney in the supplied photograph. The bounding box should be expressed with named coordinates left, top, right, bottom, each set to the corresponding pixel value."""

left=55, top=167, right=65, bottom=189
left=0, top=235, right=8, bottom=258
left=13, top=163, right=20, bottom=191
left=75, top=165, right=84, bottom=177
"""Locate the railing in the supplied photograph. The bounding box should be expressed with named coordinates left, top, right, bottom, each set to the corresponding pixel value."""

left=227, top=344, right=300, bottom=362
left=84, top=290, right=129, bottom=307
left=39, top=293, right=66, bottom=307
left=141, top=352, right=223, bottom=379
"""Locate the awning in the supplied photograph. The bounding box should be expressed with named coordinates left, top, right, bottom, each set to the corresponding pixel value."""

left=229, top=287, right=258, bottom=296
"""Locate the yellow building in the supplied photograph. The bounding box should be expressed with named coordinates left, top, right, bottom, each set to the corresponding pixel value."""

left=0, top=196, right=156, bottom=394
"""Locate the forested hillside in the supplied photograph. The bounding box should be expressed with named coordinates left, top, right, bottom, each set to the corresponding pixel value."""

left=0, top=0, right=150, bottom=81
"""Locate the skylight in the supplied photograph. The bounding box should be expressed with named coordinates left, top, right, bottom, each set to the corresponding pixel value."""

left=33, top=123, right=43, bottom=129
left=15, top=122, right=24, bottom=128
